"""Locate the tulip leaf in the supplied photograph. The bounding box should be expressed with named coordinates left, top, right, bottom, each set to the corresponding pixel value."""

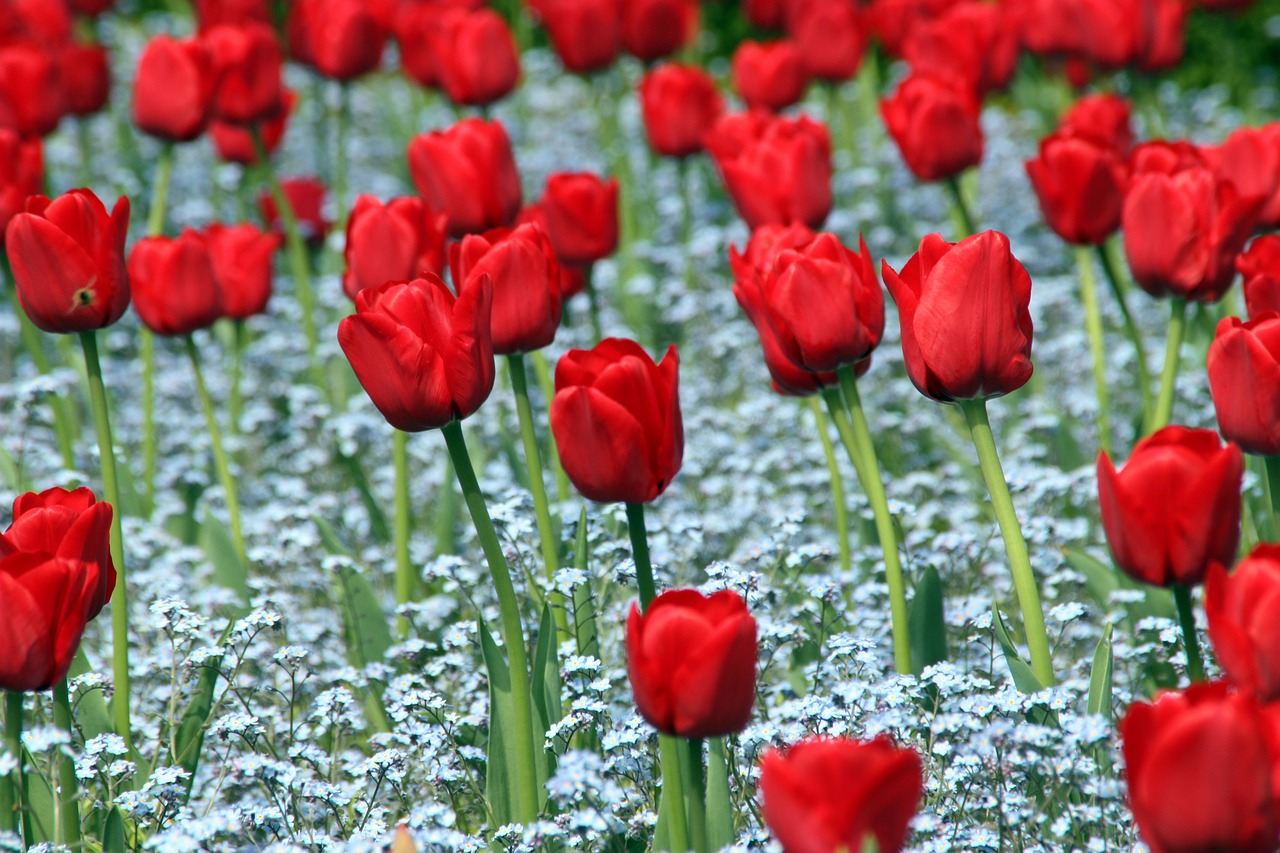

left=176, top=653, right=222, bottom=791
left=25, top=759, right=54, bottom=842
left=1087, top=623, right=1115, bottom=719
left=992, top=605, right=1044, bottom=694
left=198, top=509, right=249, bottom=603
left=312, top=514, right=354, bottom=558
left=908, top=565, right=948, bottom=674
left=1063, top=547, right=1176, bottom=624
left=705, top=737, right=735, bottom=851
left=69, top=649, right=111, bottom=741
left=102, top=806, right=127, bottom=853
left=0, top=442, right=21, bottom=490
left=480, top=617, right=520, bottom=827
left=572, top=506, right=599, bottom=660
left=532, top=604, right=564, bottom=760
left=653, top=782, right=672, bottom=853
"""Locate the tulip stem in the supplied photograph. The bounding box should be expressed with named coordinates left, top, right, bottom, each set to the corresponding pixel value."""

left=1266, top=456, right=1280, bottom=534
left=141, top=327, right=157, bottom=514
left=530, top=350, right=570, bottom=504
left=508, top=354, right=570, bottom=640
left=945, top=174, right=978, bottom=236
left=822, top=378, right=913, bottom=676
left=678, top=157, right=694, bottom=291
left=441, top=419, right=540, bottom=824
left=1075, top=246, right=1111, bottom=455
left=807, top=397, right=851, bottom=574
left=959, top=398, right=1055, bottom=687
left=1173, top=584, right=1205, bottom=683
left=680, top=738, right=709, bottom=853
left=146, top=142, right=174, bottom=237
left=184, top=334, right=249, bottom=569
left=52, top=679, right=81, bottom=847
left=3, top=692, right=29, bottom=848
left=1150, top=297, right=1187, bottom=433
left=585, top=265, right=604, bottom=343
left=334, top=82, right=351, bottom=234
left=626, top=502, right=657, bottom=611
left=229, top=319, right=247, bottom=438
left=1097, top=242, right=1153, bottom=428
left=393, top=430, right=415, bottom=626
left=658, top=734, right=691, bottom=853
left=78, top=331, right=133, bottom=751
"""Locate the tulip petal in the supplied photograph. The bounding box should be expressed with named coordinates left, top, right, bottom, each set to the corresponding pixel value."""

left=550, top=386, right=652, bottom=503
left=7, top=213, right=101, bottom=333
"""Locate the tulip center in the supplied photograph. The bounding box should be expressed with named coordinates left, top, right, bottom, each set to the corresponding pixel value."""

left=71, top=286, right=96, bottom=310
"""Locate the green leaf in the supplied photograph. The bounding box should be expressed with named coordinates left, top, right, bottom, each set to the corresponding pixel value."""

left=176, top=659, right=221, bottom=789
left=1087, top=623, right=1115, bottom=719
left=571, top=506, right=599, bottom=660
left=1063, top=547, right=1176, bottom=623
left=480, top=617, right=519, bottom=827
left=992, top=606, right=1045, bottom=694
left=198, top=510, right=249, bottom=602
left=25, top=759, right=53, bottom=843
left=312, top=514, right=353, bottom=558
left=102, top=807, right=127, bottom=853
left=705, top=737, right=735, bottom=851
left=908, top=565, right=948, bottom=674
left=68, top=649, right=111, bottom=741
left=330, top=551, right=393, bottom=673
left=532, top=604, right=563, bottom=763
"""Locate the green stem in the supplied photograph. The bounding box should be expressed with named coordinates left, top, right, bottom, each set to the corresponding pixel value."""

left=78, top=331, right=132, bottom=750
left=1097, top=242, right=1153, bottom=427
left=393, top=429, right=414, bottom=620
left=184, top=334, right=248, bottom=568
left=228, top=319, right=246, bottom=439
left=584, top=264, right=604, bottom=343
left=3, top=692, right=27, bottom=846
left=945, top=174, right=978, bottom=236
left=1266, top=456, right=1280, bottom=539
left=680, top=738, right=708, bottom=853
left=508, top=354, right=570, bottom=639
left=807, top=397, right=851, bottom=574
left=141, top=327, right=156, bottom=514
left=334, top=82, right=351, bottom=234
left=529, top=350, right=570, bottom=504
left=1076, top=246, right=1111, bottom=455
left=836, top=368, right=912, bottom=675
left=440, top=419, right=540, bottom=824
left=434, top=454, right=458, bottom=556
left=146, top=142, right=174, bottom=237
left=678, top=158, right=694, bottom=291
left=1173, top=584, right=1205, bottom=683
left=659, top=734, right=691, bottom=853
left=959, top=398, right=1055, bottom=687
left=626, top=502, right=656, bottom=610
left=52, top=680, right=81, bottom=847
left=1149, top=297, right=1187, bottom=433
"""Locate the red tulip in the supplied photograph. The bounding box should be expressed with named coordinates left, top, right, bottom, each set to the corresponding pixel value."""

left=429, top=8, right=520, bottom=106
left=620, top=0, right=697, bottom=62
left=450, top=223, right=561, bottom=355
left=337, top=275, right=495, bottom=432
left=5, top=189, right=130, bottom=334
left=731, top=40, right=808, bottom=113
left=533, top=0, right=620, bottom=74
left=58, top=41, right=109, bottom=117
left=1025, top=130, right=1128, bottom=245
left=67, top=0, right=115, bottom=16
left=204, top=23, right=286, bottom=126
left=4, top=0, right=71, bottom=48
left=880, top=73, right=983, bottom=183
left=551, top=338, right=682, bottom=504
left=903, top=1, right=1019, bottom=95
left=1096, top=426, right=1243, bottom=588
left=132, top=35, right=215, bottom=143
left=638, top=63, right=723, bottom=158
left=759, top=736, right=924, bottom=853
left=259, top=177, right=330, bottom=247
left=1136, top=0, right=1187, bottom=72
left=705, top=110, right=832, bottom=230
left=1059, top=93, right=1135, bottom=155
left=867, top=0, right=961, bottom=57
left=625, top=588, right=756, bottom=737
left=194, top=0, right=272, bottom=32
left=393, top=4, right=447, bottom=88
left=0, top=43, right=63, bottom=138
left=728, top=222, right=819, bottom=280
left=406, top=118, right=522, bottom=238
left=209, top=89, right=295, bottom=165
left=744, top=0, right=786, bottom=29
left=1120, top=682, right=1280, bottom=853
left=0, top=129, right=41, bottom=244
left=0, top=487, right=115, bottom=693
left=1201, top=126, right=1280, bottom=231
left=1206, top=546, right=1280, bottom=702
left=343, top=194, right=448, bottom=301
left=1239, top=236, right=1280, bottom=318
left=882, top=230, right=1033, bottom=402
left=203, top=222, right=281, bottom=320
left=790, top=0, right=867, bottom=83
left=1129, top=139, right=1207, bottom=176
left=537, top=172, right=618, bottom=266
left=1207, top=313, right=1280, bottom=456
left=288, top=0, right=385, bottom=81
left=128, top=230, right=223, bottom=336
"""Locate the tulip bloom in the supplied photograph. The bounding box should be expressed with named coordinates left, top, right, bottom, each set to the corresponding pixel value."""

left=759, top=737, right=924, bottom=853
left=705, top=111, right=832, bottom=230
left=449, top=223, right=561, bottom=354
left=210, top=89, right=295, bottom=165
left=343, top=194, right=448, bottom=301
left=132, top=35, right=215, bottom=142
left=902, top=1, right=1019, bottom=95
left=288, top=0, right=385, bottom=81
left=1207, top=313, right=1280, bottom=456
left=204, top=23, right=287, bottom=126
left=731, top=40, right=808, bottom=113
left=880, top=73, right=983, bottom=183
left=1206, top=546, right=1280, bottom=702
left=534, top=0, right=620, bottom=74
left=259, top=177, right=330, bottom=247
left=625, top=588, right=756, bottom=738
left=1201, top=126, right=1280, bottom=230
left=432, top=8, right=520, bottom=107
left=868, top=0, right=961, bottom=57
left=204, top=223, right=281, bottom=319
left=338, top=275, right=495, bottom=432
left=407, top=118, right=522, bottom=237
left=1096, top=426, right=1243, bottom=588
left=6, top=189, right=131, bottom=334
left=882, top=231, right=1033, bottom=402
left=194, top=0, right=271, bottom=31
left=551, top=338, right=682, bottom=504
left=1060, top=93, right=1135, bottom=155
left=0, top=43, right=63, bottom=138
left=1120, top=682, right=1280, bottom=853
left=1025, top=130, right=1128, bottom=245
left=620, top=0, right=697, bottom=62
left=790, top=0, right=867, bottom=83
left=129, top=230, right=224, bottom=337
left=638, top=63, right=723, bottom=158
left=537, top=172, right=618, bottom=266
left=0, top=129, right=41, bottom=243
left=1239, top=236, right=1280, bottom=318
left=0, top=487, right=115, bottom=692
left=58, top=41, right=109, bottom=118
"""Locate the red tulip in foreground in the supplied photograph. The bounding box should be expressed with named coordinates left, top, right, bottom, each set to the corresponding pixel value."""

left=759, top=736, right=924, bottom=853
left=1096, top=426, right=1243, bottom=588
left=407, top=118, right=522, bottom=237
left=203, top=222, right=281, bottom=320
left=626, top=588, right=756, bottom=738
left=1207, top=313, right=1280, bottom=456
left=449, top=223, right=561, bottom=355
left=638, top=63, right=723, bottom=158
left=337, top=275, right=495, bottom=432
left=1120, top=682, right=1280, bottom=853
left=1206, top=545, right=1280, bottom=702
left=882, top=231, right=1033, bottom=402
left=0, top=487, right=116, bottom=692
left=129, top=230, right=224, bottom=337
left=5, top=188, right=131, bottom=334
left=342, top=195, right=448, bottom=301
left=551, top=338, right=682, bottom=504
left=880, top=73, right=983, bottom=183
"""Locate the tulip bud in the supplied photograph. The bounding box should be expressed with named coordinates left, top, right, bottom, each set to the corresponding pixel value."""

left=1239, top=235, right=1280, bottom=318
left=449, top=223, right=561, bottom=355
left=0, top=43, right=63, bottom=138
left=1025, top=130, right=1128, bottom=245
left=133, top=35, right=215, bottom=143
left=431, top=8, right=520, bottom=107
left=638, top=63, right=723, bottom=158
left=204, top=222, right=281, bottom=320
left=343, top=194, right=448, bottom=301
left=1206, top=546, right=1280, bottom=702
left=880, top=73, right=983, bottom=183
left=537, top=172, right=618, bottom=266
left=534, top=0, right=620, bottom=74
left=289, top=0, right=385, bottom=81
left=790, top=0, right=867, bottom=83
left=1207, top=313, right=1280, bottom=456
left=731, top=40, right=808, bottom=113
left=204, top=23, right=286, bottom=126
left=407, top=118, right=522, bottom=238
left=129, top=230, right=224, bottom=337
left=620, top=0, right=697, bottom=62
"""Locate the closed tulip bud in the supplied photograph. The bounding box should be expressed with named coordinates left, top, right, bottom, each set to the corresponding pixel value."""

left=534, top=0, right=620, bottom=74
left=551, top=338, right=682, bottom=504
left=6, top=189, right=130, bottom=334
left=210, top=89, right=295, bottom=165
left=706, top=110, right=832, bottom=230
left=449, top=223, right=561, bottom=354
left=638, top=63, right=723, bottom=158
left=1208, top=313, right=1280, bottom=456
left=1060, top=93, right=1135, bottom=155
left=259, top=176, right=330, bottom=247
left=0, top=487, right=116, bottom=693
left=1025, top=130, right=1128, bottom=245
left=1239, top=236, right=1280, bottom=318
left=621, top=0, right=697, bottom=62
left=1096, top=426, right=1243, bottom=588
left=203, top=222, right=281, bottom=319
left=0, top=129, right=41, bottom=243
left=882, top=230, right=1033, bottom=402
left=1120, top=682, right=1280, bottom=853
left=58, top=41, right=109, bottom=117
left=0, top=43, right=63, bottom=138
left=129, top=230, right=224, bottom=336
left=427, top=9, right=519, bottom=106
left=537, top=172, right=618, bottom=266
left=880, top=73, right=983, bottom=183
left=1206, top=547, right=1280, bottom=702
left=902, top=2, right=1019, bottom=95
left=759, top=736, right=924, bottom=853
left=343, top=194, right=448, bottom=302
left=289, top=0, right=385, bottom=81
left=407, top=118, right=522, bottom=238
left=133, top=35, right=215, bottom=143
left=393, top=5, right=446, bottom=88
left=204, top=23, right=286, bottom=126
left=338, top=275, right=495, bottom=432
left=790, top=0, right=867, bottom=83
left=731, top=40, right=808, bottom=113
left=625, top=588, right=756, bottom=737
left=1201, top=126, right=1280, bottom=230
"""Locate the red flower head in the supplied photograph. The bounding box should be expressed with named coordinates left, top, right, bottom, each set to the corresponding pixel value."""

left=620, top=0, right=697, bottom=62
left=638, top=63, right=723, bottom=158
left=790, top=0, right=868, bottom=83
left=288, top=0, right=385, bottom=81
left=902, top=1, right=1020, bottom=95
left=343, top=194, right=448, bottom=302
left=1201, top=126, right=1280, bottom=231
left=57, top=41, right=109, bottom=118
left=431, top=8, right=520, bottom=107
left=0, top=43, right=63, bottom=138
left=1207, top=312, right=1280, bottom=456
left=731, top=40, right=808, bottom=113
left=204, top=23, right=286, bottom=126
left=259, top=176, right=330, bottom=247
left=133, top=35, right=216, bottom=143
left=1207, top=546, right=1280, bottom=702
left=533, top=0, right=620, bottom=74
left=128, top=230, right=224, bottom=337
left=406, top=117, right=522, bottom=238
left=1060, top=93, right=1135, bottom=155
left=537, top=172, right=618, bottom=267
left=449, top=222, right=561, bottom=355
left=210, top=90, right=296, bottom=165
left=203, top=222, right=281, bottom=320
left=1025, top=129, right=1128, bottom=245
left=880, top=72, right=983, bottom=183
left=0, top=129, right=41, bottom=244
left=1238, top=236, right=1280, bottom=318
